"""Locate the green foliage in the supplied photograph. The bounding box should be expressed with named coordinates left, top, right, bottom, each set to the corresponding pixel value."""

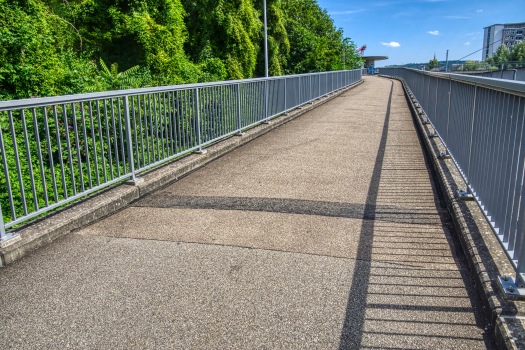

left=462, top=60, right=484, bottom=71
left=1, top=0, right=361, bottom=99
left=95, top=59, right=140, bottom=90
left=511, top=41, right=525, bottom=62
left=182, top=0, right=262, bottom=79
left=0, top=0, right=93, bottom=100
left=491, top=44, right=511, bottom=63
left=0, top=0, right=364, bottom=226
left=427, top=58, right=438, bottom=70
left=281, top=0, right=361, bottom=74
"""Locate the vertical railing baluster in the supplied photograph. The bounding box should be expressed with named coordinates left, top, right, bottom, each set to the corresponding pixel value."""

left=123, top=96, right=137, bottom=181
left=117, top=98, right=126, bottom=173
left=236, top=83, right=243, bottom=134
left=195, top=88, right=203, bottom=153
left=80, top=103, right=92, bottom=189
left=0, top=117, right=16, bottom=220
left=103, top=100, right=114, bottom=180
left=62, top=105, right=77, bottom=195
left=43, top=107, right=58, bottom=202
left=32, top=108, right=48, bottom=207
left=88, top=102, right=100, bottom=186
left=9, top=111, right=27, bottom=215
left=265, top=79, right=270, bottom=123
left=466, top=84, right=478, bottom=188
left=20, top=110, right=38, bottom=212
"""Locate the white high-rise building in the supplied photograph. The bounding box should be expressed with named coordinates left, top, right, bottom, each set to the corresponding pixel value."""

left=483, top=22, right=524, bottom=60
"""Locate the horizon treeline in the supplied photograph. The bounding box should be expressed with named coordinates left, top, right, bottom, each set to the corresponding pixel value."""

left=0, top=0, right=363, bottom=100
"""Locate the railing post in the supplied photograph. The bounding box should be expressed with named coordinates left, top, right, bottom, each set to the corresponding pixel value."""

left=284, top=78, right=288, bottom=114
left=123, top=95, right=140, bottom=183
left=262, top=79, right=270, bottom=124
left=318, top=73, right=321, bottom=98
left=309, top=75, right=313, bottom=104
left=464, top=84, right=478, bottom=194
left=236, top=83, right=244, bottom=135
left=194, top=88, right=206, bottom=153
left=299, top=77, right=302, bottom=104
left=0, top=202, right=20, bottom=250
left=440, top=78, right=452, bottom=159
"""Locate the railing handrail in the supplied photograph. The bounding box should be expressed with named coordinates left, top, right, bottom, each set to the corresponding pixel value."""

left=384, top=68, right=525, bottom=96
left=0, top=70, right=356, bottom=111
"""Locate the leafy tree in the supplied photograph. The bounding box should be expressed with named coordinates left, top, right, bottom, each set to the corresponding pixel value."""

left=281, top=0, right=361, bottom=74
left=182, top=0, right=261, bottom=79
left=253, top=0, right=290, bottom=76
left=427, top=57, right=439, bottom=70
left=511, top=41, right=525, bottom=62
left=1, top=0, right=363, bottom=99
left=491, top=44, right=511, bottom=63
left=463, top=60, right=483, bottom=71
left=0, top=0, right=94, bottom=100
left=91, top=59, right=140, bottom=91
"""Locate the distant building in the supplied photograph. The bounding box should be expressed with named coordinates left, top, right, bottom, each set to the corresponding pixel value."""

left=483, top=22, right=524, bottom=60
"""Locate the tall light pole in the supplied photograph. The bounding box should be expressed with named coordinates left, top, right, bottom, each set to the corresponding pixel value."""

left=343, top=42, right=346, bottom=70
left=445, top=50, right=449, bottom=73
left=263, top=0, right=268, bottom=78
left=263, top=0, right=269, bottom=122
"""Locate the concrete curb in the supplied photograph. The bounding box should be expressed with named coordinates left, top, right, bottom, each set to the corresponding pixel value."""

left=0, top=80, right=363, bottom=266
left=379, top=74, right=523, bottom=350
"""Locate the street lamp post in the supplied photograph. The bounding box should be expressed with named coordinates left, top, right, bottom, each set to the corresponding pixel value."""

left=264, top=0, right=268, bottom=78
left=445, top=50, right=449, bottom=73
left=263, top=0, right=269, bottom=122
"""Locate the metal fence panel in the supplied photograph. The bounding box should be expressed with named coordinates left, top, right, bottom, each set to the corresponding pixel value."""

left=0, top=69, right=362, bottom=237
left=381, top=67, right=525, bottom=288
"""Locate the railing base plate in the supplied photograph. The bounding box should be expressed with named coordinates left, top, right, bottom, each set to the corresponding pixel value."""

left=261, top=120, right=271, bottom=124
left=193, top=149, right=207, bottom=155
left=0, top=232, right=21, bottom=250
left=458, top=190, right=475, bottom=201
left=234, top=132, right=245, bottom=136
left=497, top=276, right=525, bottom=300
left=124, top=177, right=144, bottom=186
left=439, top=152, right=451, bottom=159
left=429, top=133, right=438, bottom=137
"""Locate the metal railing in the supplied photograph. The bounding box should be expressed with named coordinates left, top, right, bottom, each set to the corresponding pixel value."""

left=381, top=68, right=525, bottom=294
left=459, top=67, right=525, bottom=82
left=0, top=69, right=362, bottom=242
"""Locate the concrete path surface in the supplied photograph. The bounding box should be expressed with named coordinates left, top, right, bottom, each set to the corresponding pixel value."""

left=0, top=77, right=497, bottom=349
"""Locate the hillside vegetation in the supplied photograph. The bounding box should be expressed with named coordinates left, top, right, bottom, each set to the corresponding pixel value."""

left=0, top=0, right=362, bottom=100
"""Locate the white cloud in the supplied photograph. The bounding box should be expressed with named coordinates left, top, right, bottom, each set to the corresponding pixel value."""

left=427, top=30, right=440, bottom=35
left=465, top=42, right=470, bottom=45
left=476, top=9, right=483, bottom=12
left=381, top=42, right=400, bottom=47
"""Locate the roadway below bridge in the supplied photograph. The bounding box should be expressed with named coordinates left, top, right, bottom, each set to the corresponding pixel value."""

left=0, top=76, right=497, bottom=349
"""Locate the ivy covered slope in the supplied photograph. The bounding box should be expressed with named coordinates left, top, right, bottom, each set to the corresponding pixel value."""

left=0, top=0, right=362, bottom=100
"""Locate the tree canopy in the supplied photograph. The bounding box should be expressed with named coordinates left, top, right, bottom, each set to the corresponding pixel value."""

left=0, top=0, right=363, bottom=100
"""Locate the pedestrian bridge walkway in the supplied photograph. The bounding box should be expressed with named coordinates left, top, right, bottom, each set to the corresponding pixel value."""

left=0, top=77, right=497, bottom=349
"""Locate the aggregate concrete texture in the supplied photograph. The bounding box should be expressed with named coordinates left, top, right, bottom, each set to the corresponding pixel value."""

left=0, top=77, right=496, bottom=349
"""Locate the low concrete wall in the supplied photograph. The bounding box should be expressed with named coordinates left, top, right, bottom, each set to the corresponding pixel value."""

left=0, top=80, right=363, bottom=266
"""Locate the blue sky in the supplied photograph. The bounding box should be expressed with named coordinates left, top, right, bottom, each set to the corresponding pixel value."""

left=316, top=0, right=525, bottom=67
